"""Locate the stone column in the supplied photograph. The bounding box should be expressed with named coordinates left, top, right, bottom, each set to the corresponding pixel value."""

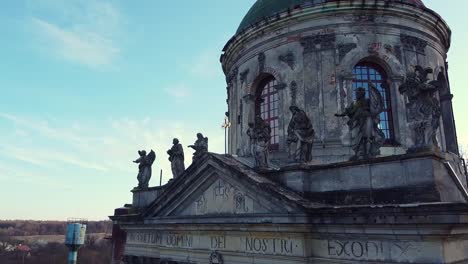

left=300, top=33, right=337, bottom=146
left=438, top=65, right=459, bottom=154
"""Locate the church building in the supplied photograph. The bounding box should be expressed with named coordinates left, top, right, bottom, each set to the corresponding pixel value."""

left=110, top=1, right=468, bottom=263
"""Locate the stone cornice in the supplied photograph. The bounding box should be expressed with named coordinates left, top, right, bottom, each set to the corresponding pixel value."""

left=221, top=2, right=450, bottom=73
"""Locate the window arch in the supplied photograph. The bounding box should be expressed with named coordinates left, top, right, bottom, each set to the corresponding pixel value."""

left=255, top=76, right=280, bottom=150
left=353, top=62, right=395, bottom=142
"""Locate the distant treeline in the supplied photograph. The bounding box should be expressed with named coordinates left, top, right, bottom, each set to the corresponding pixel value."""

left=0, top=220, right=112, bottom=237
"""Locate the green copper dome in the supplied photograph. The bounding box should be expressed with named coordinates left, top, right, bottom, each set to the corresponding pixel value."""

left=237, top=0, right=425, bottom=33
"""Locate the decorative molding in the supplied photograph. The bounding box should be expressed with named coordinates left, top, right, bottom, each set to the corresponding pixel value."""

left=278, top=51, right=295, bottom=70
left=273, top=83, right=287, bottom=91
left=240, top=69, right=250, bottom=84
left=401, top=34, right=427, bottom=54
left=258, top=52, right=266, bottom=72
left=300, top=34, right=336, bottom=53
left=226, top=67, right=238, bottom=84
left=338, top=43, right=357, bottom=61
left=243, top=94, right=256, bottom=103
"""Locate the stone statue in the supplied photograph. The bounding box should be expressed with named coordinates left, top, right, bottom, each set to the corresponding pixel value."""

left=399, top=65, right=441, bottom=152
left=335, top=82, right=385, bottom=160
left=247, top=115, right=271, bottom=168
left=188, top=133, right=208, bottom=162
left=287, top=106, right=315, bottom=163
left=133, top=150, right=156, bottom=189
left=167, top=138, right=185, bottom=178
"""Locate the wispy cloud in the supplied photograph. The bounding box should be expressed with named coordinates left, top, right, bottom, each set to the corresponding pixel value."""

left=0, top=113, right=224, bottom=184
left=182, top=49, right=224, bottom=79
left=28, top=0, right=123, bottom=68
left=165, top=83, right=191, bottom=99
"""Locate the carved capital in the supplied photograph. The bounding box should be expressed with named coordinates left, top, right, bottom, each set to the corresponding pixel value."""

left=278, top=51, right=295, bottom=70
left=273, top=83, right=287, bottom=91
left=389, top=75, right=404, bottom=82
left=340, top=72, right=355, bottom=80
left=243, top=94, right=256, bottom=103
left=300, top=34, right=336, bottom=53
left=401, top=34, right=427, bottom=54
left=240, top=69, right=250, bottom=84
left=338, top=43, right=357, bottom=61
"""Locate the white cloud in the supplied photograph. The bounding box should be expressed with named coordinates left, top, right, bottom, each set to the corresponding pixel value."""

left=28, top=0, right=123, bottom=68
left=182, top=49, right=224, bottom=79
left=0, top=114, right=225, bottom=185
left=165, top=83, right=191, bottom=99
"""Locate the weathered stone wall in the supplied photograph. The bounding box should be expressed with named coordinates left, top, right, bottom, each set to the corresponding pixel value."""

left=222, top=1, right=454, bottom=163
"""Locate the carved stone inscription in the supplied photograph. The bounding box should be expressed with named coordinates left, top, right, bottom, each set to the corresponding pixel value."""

left=127, top=231, right=304, bottom=257
left=319, top=239, right=426, bottom=262
left=244, top=236, right=298, bottom=255
left=328, top=240, right=384, bottom=259
left=128, top=231, right=193, bottom=249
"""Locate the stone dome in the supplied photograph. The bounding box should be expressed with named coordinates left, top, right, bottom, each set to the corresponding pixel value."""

left=237, top=0, right=425, bottom=33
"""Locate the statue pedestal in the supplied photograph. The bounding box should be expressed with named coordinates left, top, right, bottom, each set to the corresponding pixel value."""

left=132, top=186, right=166, bottom=208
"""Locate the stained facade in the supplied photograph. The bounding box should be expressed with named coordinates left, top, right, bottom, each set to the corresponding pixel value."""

left=110, top=1, right=468, bottom=263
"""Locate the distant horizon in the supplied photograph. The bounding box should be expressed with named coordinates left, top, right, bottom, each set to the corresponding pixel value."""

left=0, top=0, right=467, bottom=221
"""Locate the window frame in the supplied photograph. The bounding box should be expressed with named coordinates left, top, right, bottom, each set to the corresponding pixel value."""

left=255, top=76, right=280, bottom=151
left=352, top=62, right=396, bottom=145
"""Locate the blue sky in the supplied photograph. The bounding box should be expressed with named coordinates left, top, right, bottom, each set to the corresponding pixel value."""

left=0, top=0, right=466, bottom=220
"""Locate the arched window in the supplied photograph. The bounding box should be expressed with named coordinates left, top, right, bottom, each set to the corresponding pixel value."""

left=256, top=76, right=280, bottom=150
left=353, top=62, right=395, bottom=142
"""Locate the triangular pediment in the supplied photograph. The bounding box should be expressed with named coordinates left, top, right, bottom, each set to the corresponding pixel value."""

left=143, top=154, right=308, bottom=219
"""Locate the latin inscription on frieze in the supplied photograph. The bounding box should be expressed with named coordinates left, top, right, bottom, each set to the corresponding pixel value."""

left=128, top=232, right=193, bottom=249
left=244, top=236, right=297, bottom=255
left=322, top=239, right=423, bottom=262
left=127, top=231, right=303, bottom=257
left=328, top=240, right=384, bottom=259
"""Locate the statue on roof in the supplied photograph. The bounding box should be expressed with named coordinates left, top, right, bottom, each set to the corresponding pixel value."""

left=288, top=106, right=315, bottom=163
left=167, top=138, right=185, bottom=178
left=188, top=133, right=208, bottom=163
left=335, top=81, right=385, bottom=160
left=247, top=115, right=271, bottom=168
left=399, top=65, right=441, bottom=152
left=133, top=149, right=156, bottom=189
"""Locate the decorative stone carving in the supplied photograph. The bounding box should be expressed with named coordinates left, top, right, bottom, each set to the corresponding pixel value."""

left=189, top=133, right=208, bottom=163
left=273, top=82, right=287, bottom=90
left=226, top=67, right=238, bottom=84
left=394, top=45, right=403, bottom=62
left=290, top=81, right=298, bottom=105
left=338, top=43, right=357, bottom=61
left=288, top=106, right=315, bottom=163
left=258, top=52, right=266, bottom=72
left=234, top=192, right=249, bottom=212
left=247, top=116, right=271, bottom=168
left=133, top=150, right=156, bottom=189
left=335, top=82, right=386, bottom=160
left=209, top=251, right=224, bottom=264
left=300, top=34, right=336, bottom=53
left=401, top=34, right=427, bottom=54
left=167, top=138, right=185, bottom=178
left=278, top=51, right=295, bottom=70
left=240, top=69, right=250, bottom=84
left=399, top=66, right=441, bottom=152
